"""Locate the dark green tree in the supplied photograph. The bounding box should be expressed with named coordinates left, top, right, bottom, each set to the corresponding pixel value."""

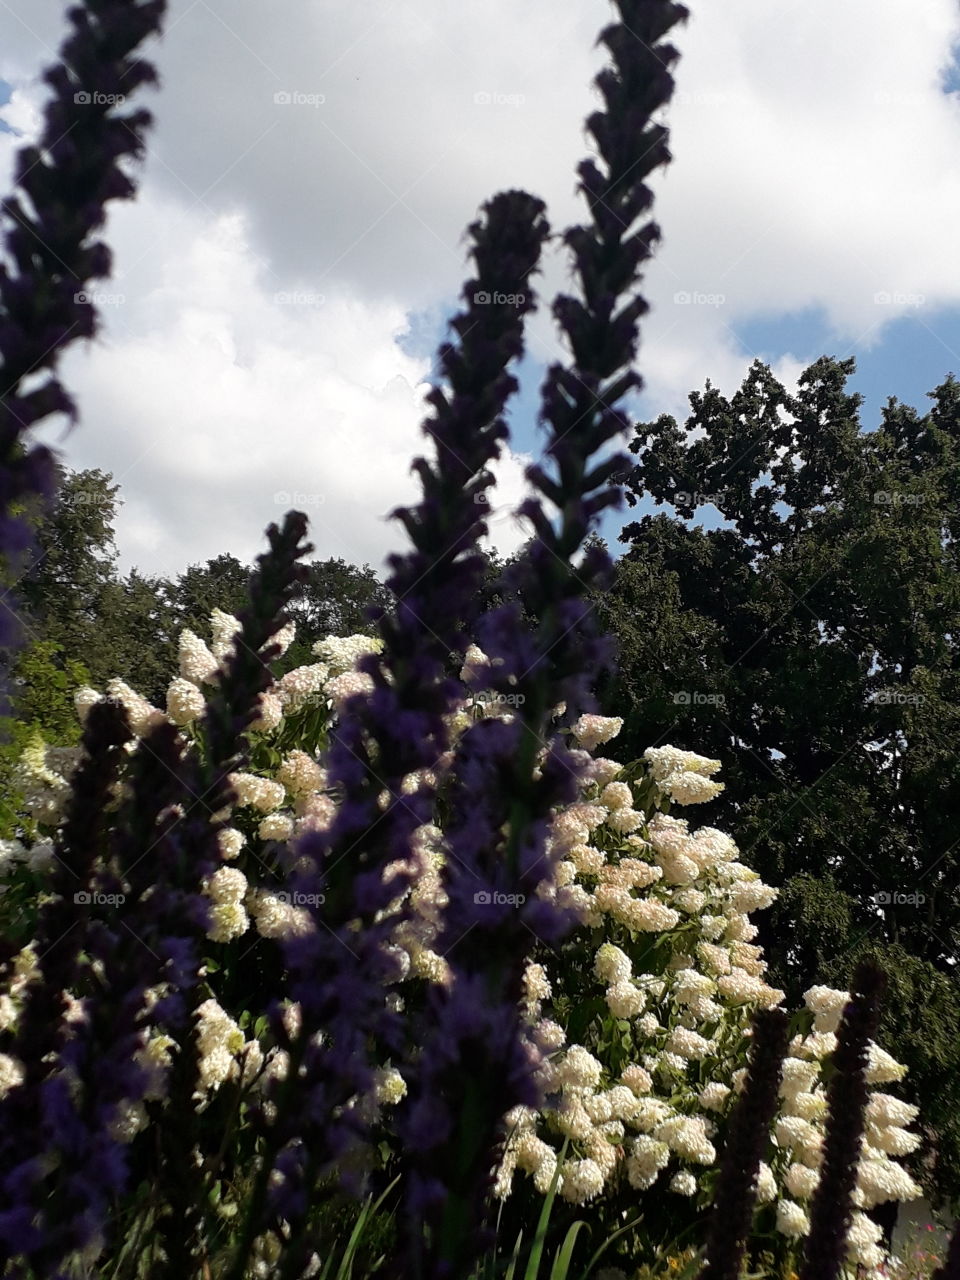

left=279, top=557, right=392, bottom=672
left=0, top=639, right=90, bottom=839
left=11, top=465, right=179, bottom=701
left=170, top=553, right=252, bottom=632
left=16, top=465, right=122, bottom=666
left=606, top=355, right=960, bottom=1204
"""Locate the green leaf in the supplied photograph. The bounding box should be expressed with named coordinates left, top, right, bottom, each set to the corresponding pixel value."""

left=576, top=1213, right=645, bottom=1279
left=522, top=1137, right=568, bottom=1280
left=549, top=1222, right=588, bottom=1280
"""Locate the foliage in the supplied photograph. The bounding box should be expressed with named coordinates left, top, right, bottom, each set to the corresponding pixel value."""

left=7, top=462, right=391, bottom=707
left=0, top=639, right=89, bottom=842
left=0, top=0, right=168, bottom=659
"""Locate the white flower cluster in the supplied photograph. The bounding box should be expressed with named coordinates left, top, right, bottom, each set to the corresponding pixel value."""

left=0, top=1051, right=25, bottom=1099
left=228, top=772, right=287, bottom=814
left=10, top=735, right=77, bottom=831
left=484, top=727, right=920, bottom=1279
left=179, top=629, right=220, bottom=685
left=166, top=677, right=206, bottom=726
left=107, top=1032, right=177, bottom=1143
left=209, top=608, right=243, bottom=661
left=276, top=750, right=327, bottom=797
left=312, top=633, right=383, bottom=677
left=203, top=866, right=250, bottom=943
left=377, top=824, right=452, bottom=987
left=763, top=987, right=921, bottom=1270
left=643, top=746, right=724, bottom=806
left=572, top=715, right=623, bottom=753
left=325, top=669, right=376, bottom=712
left=195, top=998, right=263, bottom=1098
left=277, top=662, right=328, bottom=713
left=104, top=679, right=167, bottom=737
left=5, top=627, right=923, bottom=1280
left=247, top=889, right=315, bottom=942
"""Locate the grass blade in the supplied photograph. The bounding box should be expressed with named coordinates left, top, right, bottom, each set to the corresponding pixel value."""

left=522, top=1139, right=569, bottom=1280
left=549, top=1221, right=589, bottom=1280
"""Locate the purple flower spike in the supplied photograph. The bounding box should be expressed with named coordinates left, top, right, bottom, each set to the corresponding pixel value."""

left=799, top=960, right=888, bottom=1280
left=0, top=514, right=310, bottom=1277
left=226, top=192, right=552, bottom=1280
left=399, top=4, right=689, bottom=1274
left=0, top=0, right=167, bottom=691
left=698, top=1009, right=790, bottom=1280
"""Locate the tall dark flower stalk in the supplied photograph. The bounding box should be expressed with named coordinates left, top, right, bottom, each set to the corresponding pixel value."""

left=398, top=3, right=689, bottom=1275
left=0, top=0, right=166, bottom=682
left=697, top=1009, right=790, bottom=1280
left=0, top=513, right=310, bottom=1277
left=225, top=192, right=551, bottom=1280
left=0, top=696, right=133, bottom=1271
left=798, top=959, right=887, bottom=1280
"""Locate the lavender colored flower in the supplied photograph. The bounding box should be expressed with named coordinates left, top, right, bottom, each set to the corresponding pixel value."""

left=0, top=697, right=133, bottom=1272
left=0, top=0, right=167, bottom=690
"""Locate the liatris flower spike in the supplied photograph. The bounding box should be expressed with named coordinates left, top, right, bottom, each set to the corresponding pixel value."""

left=798, top=959, right=887, bottom=1280
left=0, top=0, right=167, bottom=675
left=400, top=2, right=690, bottom=1275
left=224, top=196, right=550, bottom=1280
left=698, top=1008, right=790, bottom=1280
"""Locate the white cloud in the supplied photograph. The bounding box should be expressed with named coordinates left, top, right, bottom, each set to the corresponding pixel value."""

left=46, top=203, right=435, bottom=577
left=0, top=83, right=41, bottom=137
left=648, top=0, right=960, bottom=361
left=28, top=197, right=537, bottom=578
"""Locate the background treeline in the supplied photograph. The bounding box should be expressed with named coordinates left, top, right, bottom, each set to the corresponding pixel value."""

left=0, top=463, right=392, bottom=833
left=3, top=352, right=960, bottom=1216
left=0, top=463, right=516, bottom=830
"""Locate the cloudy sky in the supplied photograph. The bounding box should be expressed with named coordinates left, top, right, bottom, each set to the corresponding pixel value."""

left=2, top=0, right=960, bottom=583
